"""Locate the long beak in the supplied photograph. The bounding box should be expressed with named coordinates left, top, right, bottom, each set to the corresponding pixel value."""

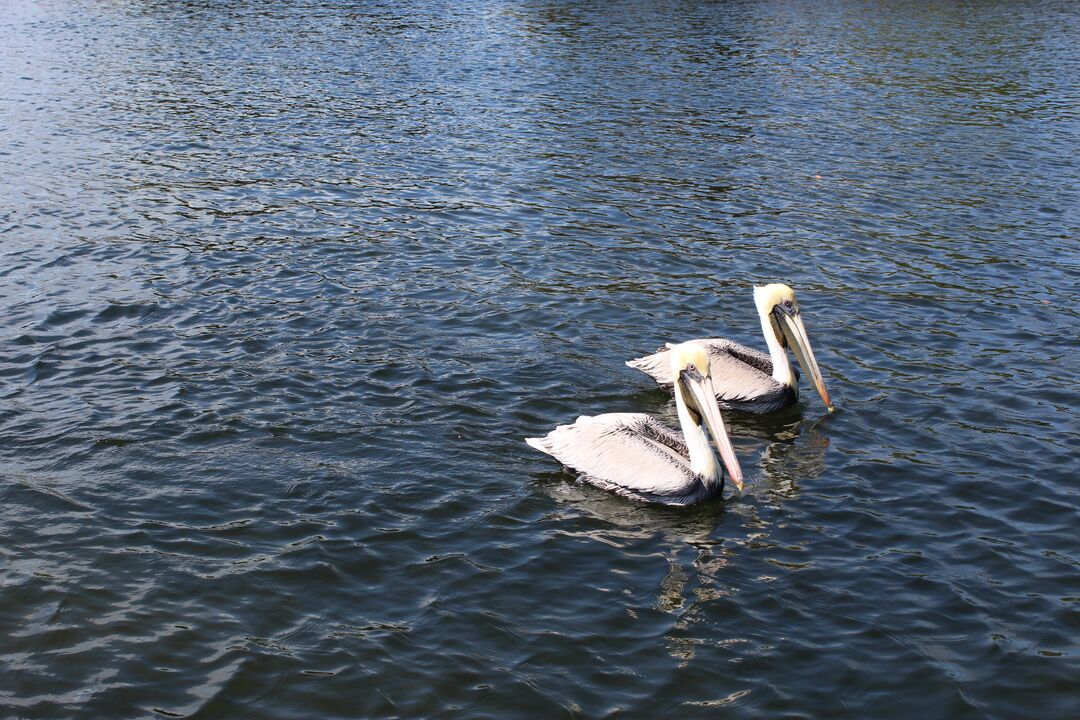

left=777, top=309, right=834, bottom=412
left=684, top=374, right=744, bottom=492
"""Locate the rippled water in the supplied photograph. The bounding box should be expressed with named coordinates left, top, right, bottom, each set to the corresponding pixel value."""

left=2, top=0, right=1078, bottom=717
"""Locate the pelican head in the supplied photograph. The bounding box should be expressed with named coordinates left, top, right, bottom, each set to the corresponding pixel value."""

left=753, top=283, right=834, bottom=411
left=669, top=342, right=744, bottom=491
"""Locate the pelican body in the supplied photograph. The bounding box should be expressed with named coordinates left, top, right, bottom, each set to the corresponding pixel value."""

left=627, top=284, right=834, bottom=414
left=526, top=342, right=743, bottom=506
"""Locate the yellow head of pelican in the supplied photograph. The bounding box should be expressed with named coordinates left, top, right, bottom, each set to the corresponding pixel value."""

left=753, top=283, right=834, bottom=412
left=669, top=342, right=744, bottom=492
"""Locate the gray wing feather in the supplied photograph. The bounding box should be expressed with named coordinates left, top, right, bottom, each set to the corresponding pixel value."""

left=627, top=337, right=797, bottom=412
left=526, top=413, right=700, bottom=499
left=624, top=349, right=674, bottom=387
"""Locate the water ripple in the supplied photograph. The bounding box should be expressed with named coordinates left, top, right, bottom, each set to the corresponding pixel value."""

left=1, top=0, right=1078, bottom=717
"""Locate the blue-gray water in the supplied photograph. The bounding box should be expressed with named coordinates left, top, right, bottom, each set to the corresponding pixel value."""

left=2, top=0, right=1078, bottom=717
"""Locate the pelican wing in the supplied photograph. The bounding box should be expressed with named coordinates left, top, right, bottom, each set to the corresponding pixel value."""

left=626, top=336, right=794, bottom=405
left=526, top=413, right=700, bottom=499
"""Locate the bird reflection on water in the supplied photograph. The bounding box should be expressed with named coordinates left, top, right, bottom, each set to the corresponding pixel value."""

left=746, top=411, right=834, bottom=502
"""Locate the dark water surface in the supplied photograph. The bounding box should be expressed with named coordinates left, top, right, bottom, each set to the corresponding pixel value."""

left=2, top=0, right=1078, bottom=717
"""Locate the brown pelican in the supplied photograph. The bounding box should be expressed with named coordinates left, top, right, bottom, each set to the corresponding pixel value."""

left=526, top=342, right=744, bottom=505
left=626, top=284, right=834, bottom=414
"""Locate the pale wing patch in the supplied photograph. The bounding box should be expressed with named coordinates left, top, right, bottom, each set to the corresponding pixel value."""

left=627, top=337, right=783, bottom=397
left=527, top=413, right=698, bottom=497
left=705, top=349, right=774, bottom=404
left=625, top=350, right=675, bottom=387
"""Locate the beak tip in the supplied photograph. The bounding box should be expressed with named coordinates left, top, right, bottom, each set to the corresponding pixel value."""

left=729, top=473, right=744, bottom=494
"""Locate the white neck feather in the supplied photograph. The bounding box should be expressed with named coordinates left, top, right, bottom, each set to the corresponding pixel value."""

left=674, top=383, right=721, bottom=485
left=758, top=310, right=797, bottom=389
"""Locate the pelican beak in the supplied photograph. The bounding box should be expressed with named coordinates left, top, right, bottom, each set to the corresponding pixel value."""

left=774, top=305, right=834, bottom=412
left=681, top=368, right=744, bottom=492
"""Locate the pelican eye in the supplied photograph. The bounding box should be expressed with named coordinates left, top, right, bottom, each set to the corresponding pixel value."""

left=774, top=299, right=797, bottom=317
left=680, top=363, right=706, bottom=383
